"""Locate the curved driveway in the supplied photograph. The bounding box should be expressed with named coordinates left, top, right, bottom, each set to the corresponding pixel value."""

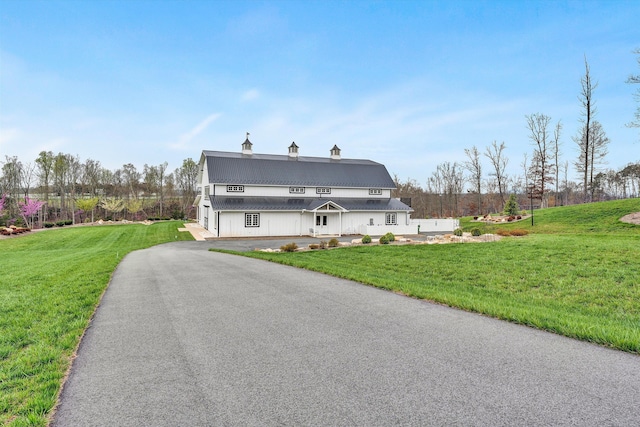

left=52, top=241, right=639, bottom=426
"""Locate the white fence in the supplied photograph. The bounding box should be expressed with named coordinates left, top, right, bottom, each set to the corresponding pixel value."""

left=356, top=218, right=459, bottom=236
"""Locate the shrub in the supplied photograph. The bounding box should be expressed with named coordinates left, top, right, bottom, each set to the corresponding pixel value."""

left=361, top=234, right=372, bottom=244
left=308, top=244, right=320, bottom=250
left=473, top=216, right=479, bottom=220
left=280, top=242, right=298, bottom=252
left=496, top=228, right=511, bottom=236
left=516, top=215, right=522, bottom=220
left=319, top=240, right=327, bottom=249
left=379, top=235, right=390, bottom=244
left=503, top=194, right=520, bottom=216
left=64, top=220, right=73, bottom=225
left=510, top=229, right=529, bottom=236
left=44, top=222, right=55, bottom=228
left=471, top=228, right=482, bottom=236
left=56, top=221, right=66, bottom=227
left=384, top=232, right=395, bottom=242
left=520, top=210, right=528, bottom=216
left=328, top=238, right=340, bottom=248
left=453, top=228, right=463, bottom=236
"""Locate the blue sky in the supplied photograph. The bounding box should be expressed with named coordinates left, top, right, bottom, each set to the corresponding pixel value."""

left=1, top=0, right=638, bottom=186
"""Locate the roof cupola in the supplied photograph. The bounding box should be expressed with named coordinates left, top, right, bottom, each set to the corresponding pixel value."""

left=242, top=132, right=253, bottom=155
left=330, top=144, right=341, bottom=160
left=288, top=141, right=299, bottom=158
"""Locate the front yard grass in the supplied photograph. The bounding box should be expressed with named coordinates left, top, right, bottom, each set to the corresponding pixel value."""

left=228, top=199, right=640, bottom=354
left=0, top=222, right=193, bottom=426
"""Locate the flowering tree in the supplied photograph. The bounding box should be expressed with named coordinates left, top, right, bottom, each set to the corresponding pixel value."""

left=19, top=197, right=45, bottom=229
left=0, top=194, right=7, bottom=226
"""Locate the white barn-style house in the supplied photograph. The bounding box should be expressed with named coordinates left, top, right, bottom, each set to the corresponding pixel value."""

left=195, top=138, right=457, bottom=238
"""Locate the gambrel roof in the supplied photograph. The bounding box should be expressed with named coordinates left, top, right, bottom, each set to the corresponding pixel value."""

left=202, top=150, right=396, bottom=188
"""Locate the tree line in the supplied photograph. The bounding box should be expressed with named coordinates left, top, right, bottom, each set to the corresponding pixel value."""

left=393, top=55, right=640, bottom=219
left=0, top=151, right=199, bottom=227
left=2, top=53, right=639, bottom=227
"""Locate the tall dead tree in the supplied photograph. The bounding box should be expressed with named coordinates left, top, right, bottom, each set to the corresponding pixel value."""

left=575, top=120, right=610, bottom=201
left=552, top=121, right=562, bottom=206
left=626, top=48, right=640, bottom=140
left=526, top=113, right=555, bottom=208
left=463, top=146, right=483, bottom=214
left=484, top=141, right=509, bottom=207
left=575, top=56, right=597, bottom=201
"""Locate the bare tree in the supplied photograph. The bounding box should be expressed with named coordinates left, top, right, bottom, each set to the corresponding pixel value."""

left=526, top=113, right=555, bottom=208
left=1, top=156, right=23, bottom=217
left=576, top=120, right=610, bottom=200
left=157, top=162, right=168, bottom=217
left=52, top=153, right=71, bottom=219
left=484, top=141, right=509, bottom=207
left=175, top=158, right=198, bottom=217
left=121, top=163, right=141, bottom=200
left=82, top=159, right=102, bottom=197
left=575, top=56, right=598, bottom=201
left=626, top=48, right=640, bottom=139
left=35, top=151, right=55, bottom=214
left=463, top=146, right=483, bottom=214
left=552, top=121, right=562, bottom=206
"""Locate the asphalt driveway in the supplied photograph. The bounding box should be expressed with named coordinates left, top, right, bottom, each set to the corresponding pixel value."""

left=51, top=241, right=640, bottom=426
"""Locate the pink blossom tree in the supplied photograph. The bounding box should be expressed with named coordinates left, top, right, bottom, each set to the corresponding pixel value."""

left=19, top=197, right=45, bottom=229
left=0, top=194, right=7, bottom=226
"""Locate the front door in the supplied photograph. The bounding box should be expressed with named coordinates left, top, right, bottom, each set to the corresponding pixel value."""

left=316, top=214, right=328, bottom=234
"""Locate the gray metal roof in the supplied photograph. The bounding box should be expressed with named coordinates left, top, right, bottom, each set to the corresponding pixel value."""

left=203, top=150, right=396, bottom=188
left=210, top=196, right=412, bottom=212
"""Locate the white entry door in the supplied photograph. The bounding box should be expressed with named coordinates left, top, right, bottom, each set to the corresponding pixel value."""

left=316, top=214, right=329, bottom=234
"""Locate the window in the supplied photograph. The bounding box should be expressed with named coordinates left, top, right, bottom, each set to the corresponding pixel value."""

left=227, top=185, right=244, bottom=192
left=369, top=218, right=374, bottom=226
left=316, top=215, right=328, bottom=226
left=289, top=187, right=305, bottom=194
left=369, top=189, right=382, bottom=195
left=385, top=212, right=397, bottom=225
left=204, top=185, right=210, bottom=200
left=245, top=213, right=260, bottom=227
left=316, top=187, right=331, bottom=194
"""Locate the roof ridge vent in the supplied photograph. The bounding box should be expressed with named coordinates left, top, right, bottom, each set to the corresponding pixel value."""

left=330, top=144, right=341, bottom=160
left=242, top=132, right=253, bottom=155
left=288, top=141, right=299, bottom=158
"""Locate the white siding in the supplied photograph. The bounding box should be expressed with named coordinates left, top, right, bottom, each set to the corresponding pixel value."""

left=217, top=211, right=312, bottom=237
left=213, top=184, right=389, bottom=198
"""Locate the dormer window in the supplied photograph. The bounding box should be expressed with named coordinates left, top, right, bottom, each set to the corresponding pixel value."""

left=369, top=189, right=382, bottom=195
left=227, top=185, right=244, bottom=192
left=316, top=187, right=331, bottom=194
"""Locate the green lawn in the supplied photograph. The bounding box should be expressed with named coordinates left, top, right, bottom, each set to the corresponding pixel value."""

left=229, top=199, right=640, bottom=354
left=0, top=222, right=193, bottom=427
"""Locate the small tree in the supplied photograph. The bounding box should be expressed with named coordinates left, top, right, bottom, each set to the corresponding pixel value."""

left=101, top=197, right=125, bottom=220
left=126, top=198, right=144, bottom=220
left=75, top=197, right=99, bottom=223
left=19, top=197, right=45, bottom=228
left=503, top=194, right=520, bottom=216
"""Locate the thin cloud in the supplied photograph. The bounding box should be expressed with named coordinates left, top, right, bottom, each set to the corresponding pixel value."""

left=241, top=89, right=260, bottom=102
left=171, top=113, right=221, bottom=149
